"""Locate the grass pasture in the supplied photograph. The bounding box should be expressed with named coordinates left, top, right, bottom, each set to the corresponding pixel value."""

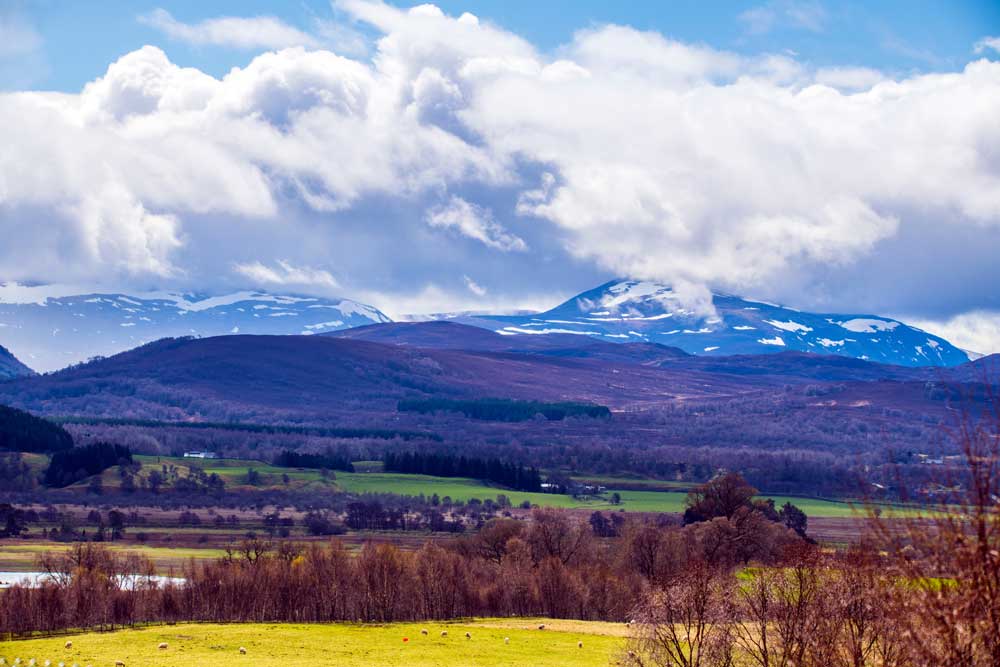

left=0, top=542, right=227, bottom=573
left=63, top=453, right=874, bottom=519
left=0, top=620, right=628, bottom=667
left=335, top=472, right=867, bottom=518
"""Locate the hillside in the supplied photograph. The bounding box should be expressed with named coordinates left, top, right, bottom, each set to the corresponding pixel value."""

left=0, top=333, right=765, bottom=420
left=0, top=343, right=33, bottom=380
left=0, top=329, right=988, bottom=472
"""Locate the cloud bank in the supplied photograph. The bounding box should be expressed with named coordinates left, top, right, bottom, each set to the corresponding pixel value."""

left=1, top=1, right=1000, bottom=349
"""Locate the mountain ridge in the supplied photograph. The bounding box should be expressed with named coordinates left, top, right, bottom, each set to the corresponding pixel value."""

left=0, top=342, right=33, bottom=380
left=0, top=286, right=390, bottom=372
left=463, top=279, right=969, bottom=368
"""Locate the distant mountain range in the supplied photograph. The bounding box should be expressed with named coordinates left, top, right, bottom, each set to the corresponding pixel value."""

left=0, top=279, right=970, bottom=371
left=0, top=287, right=390, bottom=372
left=0, top=323, right=973, bottom=421
left=457, top=280, right=970, bottom=368
left=0, top=325, right=992, bottom=467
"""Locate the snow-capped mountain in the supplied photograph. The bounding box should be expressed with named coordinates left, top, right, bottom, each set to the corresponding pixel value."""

left=472, top=280, right=969, bottom=367
left=0, top=285, right=391, bottom=372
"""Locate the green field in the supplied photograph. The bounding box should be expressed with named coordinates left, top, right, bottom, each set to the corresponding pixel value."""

left=0, top=620, right=628, bottom=667
left=335, top=472, right=866, bottom=518
left=80, top=455, right=868, bottom=518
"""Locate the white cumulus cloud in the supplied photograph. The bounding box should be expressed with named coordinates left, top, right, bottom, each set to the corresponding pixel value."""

left=0, top=0, right=998, bottom=343
left=974, top=36, right=1000, bottom=55
left=139, top=9, right=319, bottom=50
left=233, top=260, right=340, bottom=288
left=426, top=196, right=527, bottom=251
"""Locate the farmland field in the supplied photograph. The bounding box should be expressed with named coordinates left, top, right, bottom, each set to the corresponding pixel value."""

left=0, top=542, right=228, bottom=573
left=335, top=471, right=867, bottom=518
left=55, top=454, right=873, bottom=518
left=0, top=620, right=628, bottom=667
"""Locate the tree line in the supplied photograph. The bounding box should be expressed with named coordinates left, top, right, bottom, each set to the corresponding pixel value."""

left=273, top=449, right=355, bottom=472
left=43, top=442, right=132, bottom=488
left=0, top=404, right=73, bottom=453
left=56, top=416, right=441, bottom=442
left=397, top=397, right=611, bottom=421
left=383, top=451, right=542, bottom=492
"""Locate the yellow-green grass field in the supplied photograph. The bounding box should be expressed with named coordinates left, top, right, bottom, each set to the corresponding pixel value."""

left=0, top=619, right=629, bottom=667
left=0, top=542, right=227, bottom=573
left=335, top=472, right=868, bottom=518
left=73, top=455, right=873, bottom=518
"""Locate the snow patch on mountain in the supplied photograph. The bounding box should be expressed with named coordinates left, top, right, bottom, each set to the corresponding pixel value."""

left=838, top=318, right=900, bottom=334
left=469, top=279, right=970, bottom=367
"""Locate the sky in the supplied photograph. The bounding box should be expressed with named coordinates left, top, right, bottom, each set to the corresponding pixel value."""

left=1, top=1, right=1000, bottom=352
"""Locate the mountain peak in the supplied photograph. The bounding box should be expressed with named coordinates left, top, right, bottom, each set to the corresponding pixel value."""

left=471, top=279, right=968, bottom=367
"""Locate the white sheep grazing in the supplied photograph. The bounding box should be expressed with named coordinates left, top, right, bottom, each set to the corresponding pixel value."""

left=115, top=661, right=125, bottom=667
left=239, top=647, right=247, bottom=655
left=440, top=631, right=448, bottom=637
left=504, top=637, right=510, bottom=645
left=464, top=632, right=471, bottom=639
left=420, top=629, right=428, bottom=636
left=158, top=643, right=168, bottom=650
left=64, top=642, right=72, bottom=650
left=43, top=661, right=51, bottom=667
left=537, top=624, right=545, bottom=630
left=578, top=641, right=583, bottom=648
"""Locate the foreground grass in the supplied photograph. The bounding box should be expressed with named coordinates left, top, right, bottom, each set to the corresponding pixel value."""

left=0, top=620, right=627, bottom=667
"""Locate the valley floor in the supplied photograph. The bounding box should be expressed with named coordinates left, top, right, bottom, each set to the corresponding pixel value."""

left=0, top=619, right=627, bottom=667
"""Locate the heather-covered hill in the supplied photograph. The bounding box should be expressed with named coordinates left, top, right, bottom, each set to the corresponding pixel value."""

left=0, top=343, right=33, bottom=380
left=0, top=334, right=755, bottom=420
left=0, top=331, right=980, bottom=428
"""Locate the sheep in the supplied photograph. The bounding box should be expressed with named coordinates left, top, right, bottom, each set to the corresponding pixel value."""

left=464, top=632, right=471, bottom=639
left=440, top=631, right=448, bottom=637
left=578, top=641, right=584, bottom=648
left=420, top=629, right=428, bottom=636
left=239, top=647, right=247, bottom=655
left=64, top=643, right=72, bottom=651
left=115, top=661, right=125, bottom=667
left=44, top=661, right=51, bottom=667
left=504, top=637, right=510, bottom=645
left=158, top=643, right=168, bottom=650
